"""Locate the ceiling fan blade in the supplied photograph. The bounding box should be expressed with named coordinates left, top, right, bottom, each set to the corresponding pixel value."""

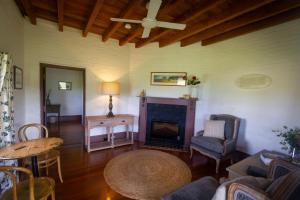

left=110, top=18, right=142, bottom=24
left=142, top=27, right=151, bottom=38
left=156, top=21, right=186, bottom=30
left=146, top=0, right=162, bottom=19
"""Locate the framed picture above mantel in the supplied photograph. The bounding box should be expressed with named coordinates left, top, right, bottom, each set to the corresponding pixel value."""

left=150, top=72, right=186, bottom=86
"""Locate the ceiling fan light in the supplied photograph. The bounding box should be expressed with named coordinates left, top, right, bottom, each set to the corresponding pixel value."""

left=124, top=24, right=132, bottom=29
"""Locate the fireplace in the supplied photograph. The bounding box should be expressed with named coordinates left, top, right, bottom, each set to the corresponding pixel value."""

left=139, top=97, right=197, bottom=149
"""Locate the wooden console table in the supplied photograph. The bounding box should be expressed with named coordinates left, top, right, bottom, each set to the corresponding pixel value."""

left=85, top=114, right=134, bottom=152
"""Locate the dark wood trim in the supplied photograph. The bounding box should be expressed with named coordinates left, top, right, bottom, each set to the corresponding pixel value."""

left=181, top=0, right=300, bottom=47
left=138, top=96, right=197, bottom=148
left=158, top=0, right=274, bottom=48
left=201, top=7, right=300, bottom=46
left=20, top=0, right=36, bottom=25
left=39, top=63, right=86, bottom=126
left=135, top=0, right=226, bottom=48
left=82, top=0, right=105, bottom=37
left=102, top=0, right=141, bottom=42
left=57, top=0, right=64, bottom=31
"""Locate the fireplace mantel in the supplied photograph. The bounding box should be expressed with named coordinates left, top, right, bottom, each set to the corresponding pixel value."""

left=138, top=96, right=197, bottom=149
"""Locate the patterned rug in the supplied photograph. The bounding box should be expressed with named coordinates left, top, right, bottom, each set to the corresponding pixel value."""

left=104, top=149, right=191, bottom=200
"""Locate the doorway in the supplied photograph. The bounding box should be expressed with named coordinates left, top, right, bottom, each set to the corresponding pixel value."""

left=40, top=63, right=86, bottom=146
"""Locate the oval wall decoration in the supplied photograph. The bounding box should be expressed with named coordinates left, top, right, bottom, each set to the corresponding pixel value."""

left=235, top=74, right=272, bottom=89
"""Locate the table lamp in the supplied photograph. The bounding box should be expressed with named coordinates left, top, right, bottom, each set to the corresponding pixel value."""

left=102, top=82, right=120, bottom=118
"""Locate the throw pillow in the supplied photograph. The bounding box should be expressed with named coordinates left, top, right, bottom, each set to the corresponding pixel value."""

left=203, top=120, right=225, bottom=140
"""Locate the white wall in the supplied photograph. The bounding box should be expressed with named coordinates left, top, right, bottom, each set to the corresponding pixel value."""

left=24, top=19, right=130, bottom=125
left=46, top=68, right=83, bottom=116
left=128, top=18, right=300, bottom=155
left=0, top=0, right=25, bottom=129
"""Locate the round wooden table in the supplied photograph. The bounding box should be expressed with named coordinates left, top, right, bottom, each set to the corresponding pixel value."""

left=0, top=137, right=63, bottom=177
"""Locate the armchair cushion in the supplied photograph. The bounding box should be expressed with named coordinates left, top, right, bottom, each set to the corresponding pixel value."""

left=203, top=120, right=225, bottom=139
left=161, top=177, right=219, bottom=200
left=191, top=136, right=224, bottom=154
left=210, top=115, right=239, bottom=140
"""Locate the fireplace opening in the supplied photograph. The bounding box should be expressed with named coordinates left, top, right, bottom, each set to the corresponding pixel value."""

left=151, top=121, right=179, bottom=141
left=145, top=103, right=187, bottom=149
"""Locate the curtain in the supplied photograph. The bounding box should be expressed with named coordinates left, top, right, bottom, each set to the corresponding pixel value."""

left=0, top=52, right=16, bottom=193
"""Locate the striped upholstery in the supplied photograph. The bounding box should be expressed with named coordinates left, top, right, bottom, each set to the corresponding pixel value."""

left=203, top=120, right=225, bottom=140
left=268, top=170, right=300, bottom=200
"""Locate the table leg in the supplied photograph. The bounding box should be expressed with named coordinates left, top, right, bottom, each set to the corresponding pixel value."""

left=31, top=156, right=39, bottom=177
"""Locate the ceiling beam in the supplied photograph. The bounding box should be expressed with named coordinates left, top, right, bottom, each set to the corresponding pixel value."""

left=181, top=0, right=300, bottom=47
left=201, top=7, right=300, bottom=46
left=159, top=0, right=274, bottom=48
left=82, top=0, right=105, bottom=37
left=20, top=0, right=36, bottom=24
left=119, top=27, right=143, bottom=46
left=119, top=0, right=183, bottom=46
left=135, top=0, right=226, bottom=48
left=102, top=0, right=141, bottom=42
left=57, top=0, right=64, bottom=31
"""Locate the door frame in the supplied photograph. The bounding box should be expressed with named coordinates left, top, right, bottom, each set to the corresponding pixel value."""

left=40, top=63, right=86, bottom=125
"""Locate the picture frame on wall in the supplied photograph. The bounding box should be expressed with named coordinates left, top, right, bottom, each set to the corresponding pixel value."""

left=151, top=72, right=187, bottom=86
left=58, top=81, right=72, bottom=90
left=14, top=66, right=23, bottom=89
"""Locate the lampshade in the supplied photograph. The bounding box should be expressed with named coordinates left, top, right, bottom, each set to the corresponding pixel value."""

left=101, top=82, right=120, bottom=95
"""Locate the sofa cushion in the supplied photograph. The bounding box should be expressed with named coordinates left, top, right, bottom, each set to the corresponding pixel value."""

left=203, top=120, right=225, bottom=140
left=191, top=136, right=224, bottom=154
left=161, top=176, right=219, bottom=200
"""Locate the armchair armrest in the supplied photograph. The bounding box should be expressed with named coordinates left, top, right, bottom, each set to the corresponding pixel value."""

left=223, top=139, right=236, bottom=155
left=195, top=130, right=204, bottom=137
left=228, top=183, right=270, bottom=200
left=268, top=158, right=298, bottom=180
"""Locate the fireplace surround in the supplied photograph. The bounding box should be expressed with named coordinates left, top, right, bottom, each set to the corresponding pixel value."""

left=139, top=97, right=197, bottom=149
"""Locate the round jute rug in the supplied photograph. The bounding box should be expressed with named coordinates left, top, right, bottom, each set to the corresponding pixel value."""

left=104, top=149, right=191, bottom=200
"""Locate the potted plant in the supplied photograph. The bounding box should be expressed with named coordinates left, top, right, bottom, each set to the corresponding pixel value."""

left=183, top=75, right=201, bottom=98
left=273, top=126, right=300, bottom=164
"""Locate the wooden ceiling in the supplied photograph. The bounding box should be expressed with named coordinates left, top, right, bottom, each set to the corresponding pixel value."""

left=15, top=0, right=300, bottom=48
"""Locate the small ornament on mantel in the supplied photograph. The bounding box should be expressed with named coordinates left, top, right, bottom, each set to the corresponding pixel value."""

left=139, top=89, right=146, bottom=97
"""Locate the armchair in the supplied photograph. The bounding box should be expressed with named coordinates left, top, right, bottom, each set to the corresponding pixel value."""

left=190, top=114, right=241, bottom=173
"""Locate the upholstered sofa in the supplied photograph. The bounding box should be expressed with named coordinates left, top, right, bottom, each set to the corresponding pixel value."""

left=161, top=158, right=300, bottom=200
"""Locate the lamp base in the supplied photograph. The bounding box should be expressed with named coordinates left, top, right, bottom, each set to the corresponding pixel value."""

left=106, top=111, right=115, bottom=118
left=107, top=95, right=115, bottom=118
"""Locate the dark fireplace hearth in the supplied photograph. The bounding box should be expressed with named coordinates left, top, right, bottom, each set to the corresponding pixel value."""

left=139, top=97, right=197, bottom=150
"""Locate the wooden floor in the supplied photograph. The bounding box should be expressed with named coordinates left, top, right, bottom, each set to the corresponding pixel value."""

left=46, top=121, right=246, bottom=200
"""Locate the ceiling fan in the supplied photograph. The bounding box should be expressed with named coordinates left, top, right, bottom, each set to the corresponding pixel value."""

left=110, top=0, right=186, bottom=38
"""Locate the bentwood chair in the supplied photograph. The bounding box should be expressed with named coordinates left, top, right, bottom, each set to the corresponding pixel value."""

left=190, top=114, right=241, bottom=173
left=18, top=123, right=63, bottom=183
left=0, top=166, right=55, bottom=200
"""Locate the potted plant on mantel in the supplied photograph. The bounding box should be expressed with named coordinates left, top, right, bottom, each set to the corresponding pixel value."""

left=273, top=126, right=300, bottom=164
left=183, top=75, right=201, bottom=98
